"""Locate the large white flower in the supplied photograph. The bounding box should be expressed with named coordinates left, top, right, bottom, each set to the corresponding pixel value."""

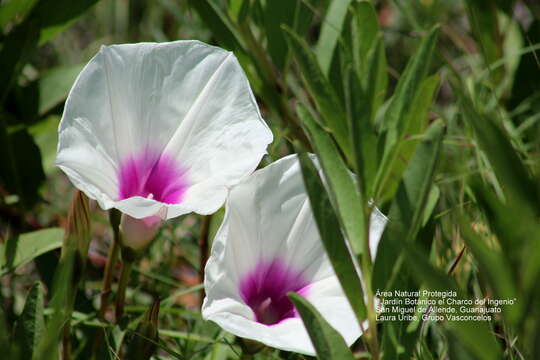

left=56, top=41, right=273, bottom=221
left=202, top=154, right=386, bottom=355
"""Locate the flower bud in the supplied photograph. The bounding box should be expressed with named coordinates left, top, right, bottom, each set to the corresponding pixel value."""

left=64, top=190, right=91, bottom=256
left=61, top=190, right=91, bottom=285
left=124, top=299, right=160, bottom=360
left=119, top=214, right=161, bottom=252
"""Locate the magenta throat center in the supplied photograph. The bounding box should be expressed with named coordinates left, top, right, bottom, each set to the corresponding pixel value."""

left=239, top=258, right=310, bottom=325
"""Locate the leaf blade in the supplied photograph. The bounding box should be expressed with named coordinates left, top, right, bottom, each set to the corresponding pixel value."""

left=0, top=228, right=64, bottom=276
left=297, top=152, right=366, bottom=322
left=14, top=282, right=45, bottom=360
left=289, top=292, right=355, bottom=360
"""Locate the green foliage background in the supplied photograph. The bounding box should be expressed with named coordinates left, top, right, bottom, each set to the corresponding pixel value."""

left=0, top=0, right=539, bottom=359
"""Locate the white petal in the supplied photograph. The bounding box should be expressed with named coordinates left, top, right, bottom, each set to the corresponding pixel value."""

left=213, top=155, right=331, bottom=280
left=204, top=308, right=315, bottom=354
left=203, top=276, right=364, bottom=355
left=203, top=154, right=385, bottom=354
left=56, top=41, right=272, bottom=219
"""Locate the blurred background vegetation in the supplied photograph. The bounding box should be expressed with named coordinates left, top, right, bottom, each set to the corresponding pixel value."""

left=1, top=0, right=540, bottom=359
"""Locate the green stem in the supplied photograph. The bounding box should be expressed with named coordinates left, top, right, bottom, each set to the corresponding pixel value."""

left=92, top=210, right=121, bottom=359
left=361, top=204, right=380, bottom=360
left=62, top=294, right=76, bottom=360
left=115, top=259, right=133, bottom=323
left=98, top=210, right=122, bottom=321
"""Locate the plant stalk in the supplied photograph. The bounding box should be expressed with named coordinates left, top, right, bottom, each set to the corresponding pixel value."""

left=115, top=259, right=133, bottom=323
left=98, top=210, right=122, bottom=321
left=361, top=204, right=380, bottom=360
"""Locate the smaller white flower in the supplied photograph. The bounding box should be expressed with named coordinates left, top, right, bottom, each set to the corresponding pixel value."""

left=202, top=154, right=386, bottom=355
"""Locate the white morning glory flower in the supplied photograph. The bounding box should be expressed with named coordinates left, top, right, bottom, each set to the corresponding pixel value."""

left=56, top=41, right=273, bottom=225
left=202, top=154, right=387, bottom=355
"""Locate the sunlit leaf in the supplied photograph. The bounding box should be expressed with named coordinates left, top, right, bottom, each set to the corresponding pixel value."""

left=315, top=0, right=352, bottom=76
left=0, top=228, right=64, bottom=276
left=297, top=103, right=366, bottom=256
left=38, top=64, right=85, bottom=115
left=0, top=0, right=38, bottom=28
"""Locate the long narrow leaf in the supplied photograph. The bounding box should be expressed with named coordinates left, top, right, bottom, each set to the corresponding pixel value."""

left=289, top=292, right=355, bottom=360
left=315, top=0, right=353, bottom=76
left=298, top=104, right=366, bottom=256
left=377, top=75, right=440, bottom=203
left=14, top=282, right=45, bottom=360
left=284, top=27, right=351, bottom=160
left=297, top=153, right=366, bottom=322
left=374, top=119, right=445, bottom=290
left=186, top=0, right=245, bottom=52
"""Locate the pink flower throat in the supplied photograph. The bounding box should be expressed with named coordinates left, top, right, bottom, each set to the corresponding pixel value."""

left=118, top=149, right=188, bottom=204
left=239, top=258, right=309, bottom=326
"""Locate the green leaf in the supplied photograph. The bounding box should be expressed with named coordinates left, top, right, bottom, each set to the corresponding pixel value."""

left=347, top=40, right=385, bottom=196
left=28, top=115, right=60, bottom=175
left=186, top=0, right=245, bottom=52
left=0, top=228, right=64, bottom=276
left=0, top=126, right=46, bottom=207
left=351, top=1, right=380, bottom=74
left=13, top=282, right=45, bottom=360
left=34, top=248, right=76, bottom=360
left=459, top=89, right=538, bottom=211
left=228, top=0, right=251, bottom=23
left=0, top=18, right=40, bottom=103
left=469, top=179, right=540, bottom=302
left=315, top=0, right=352, bottom=76
left=288, top=292, right=355, bottom=360
left=30, top=0, right=101, bottom=44
left=284, top=27, right=351, bottom=160
left=0, top=0, right=39, bottom=28
left=377, top=75, right=440, bottom=203
left=263, top=0, right=311, bottom=69
left=125, top=299, right=160, bottom=360
left=380, top=26, right=439, bottom=134
left=458, top=216, right=520, bottom=325
left=38, top=64, right=85, bottom=115
left=403, top=245, right=503, bottom=360
left=297, top=103, right=366, bottom=256
left=465, top=0, right=503, bottom=84
left=359, top=33, right=387, bottom=117
left=0, top=305, right=19, bottom=358
left=297, top=152, right=366, bottom=322
left=374, top=119, right=445, bottom=290
left=375, top=26, right=439, bottom=204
